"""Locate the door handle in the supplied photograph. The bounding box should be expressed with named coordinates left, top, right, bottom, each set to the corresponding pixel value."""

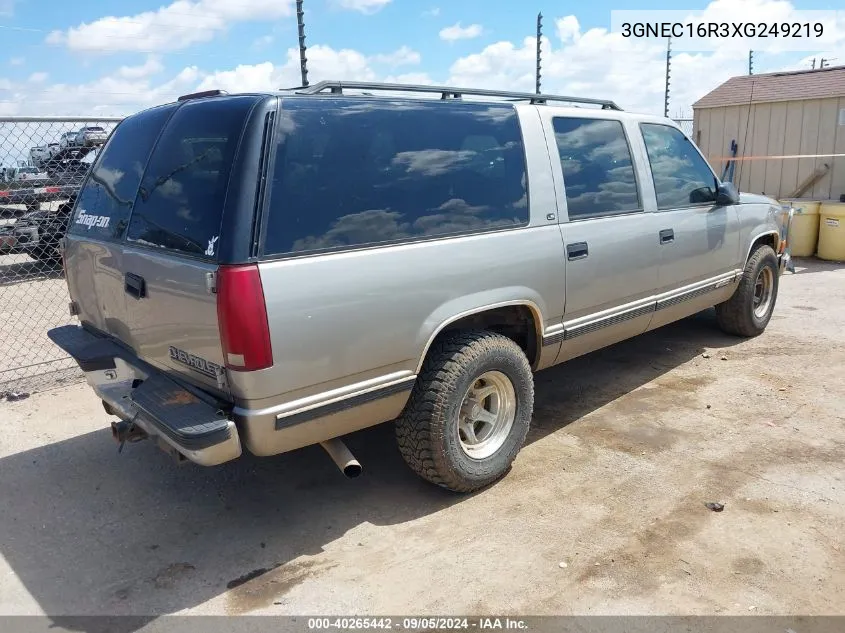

left=124, top=272, right=146, bottom=299
left=659, top=229, right=675, bottom=245
left=566, top=242, right=589, bottom=261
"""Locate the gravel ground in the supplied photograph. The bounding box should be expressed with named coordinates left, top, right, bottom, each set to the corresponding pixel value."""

left=0, top=257, right=843, bottom=623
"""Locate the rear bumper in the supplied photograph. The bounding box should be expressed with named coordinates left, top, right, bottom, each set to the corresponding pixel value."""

left=48, top=325, right=241, bottom=466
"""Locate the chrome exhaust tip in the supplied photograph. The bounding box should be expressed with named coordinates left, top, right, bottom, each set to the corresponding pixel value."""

left=320, top=438, right=362, bottom=478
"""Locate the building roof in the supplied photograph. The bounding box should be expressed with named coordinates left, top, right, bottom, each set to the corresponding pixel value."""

left=692, top=66, right=845, bottom=109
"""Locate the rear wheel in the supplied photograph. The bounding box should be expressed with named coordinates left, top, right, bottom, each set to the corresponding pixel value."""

left=395, top=330, right=534, bottom=492
left=716, top=245, right=779, bottom=337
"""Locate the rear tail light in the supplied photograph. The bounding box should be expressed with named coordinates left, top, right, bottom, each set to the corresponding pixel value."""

left=216, top=264, right=273, bottom=371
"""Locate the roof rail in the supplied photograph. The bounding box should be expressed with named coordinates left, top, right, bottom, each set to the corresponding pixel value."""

left=177, top=89, right=228, bottom=102
left=293, top=81, right=622, bottom=110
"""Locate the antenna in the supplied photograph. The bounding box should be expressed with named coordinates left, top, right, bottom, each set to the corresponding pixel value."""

left=663, top=37, right=672, bottom=117
left=296, top=0, right=309, bottom=87
left=736, top=80, right=755, bottom=190
left=748, top=50, right=754, bottom=75
left=535, top=13, right=543, bottom=94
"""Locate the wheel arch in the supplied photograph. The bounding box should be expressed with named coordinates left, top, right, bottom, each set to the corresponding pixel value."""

left=415, top=299, right=545, bottom=373
left=744, top=230, right=780, bottom=265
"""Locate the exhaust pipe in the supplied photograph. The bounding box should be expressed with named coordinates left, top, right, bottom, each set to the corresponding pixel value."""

left=111, top=420, right=148, bottom=444
left=320, top=438, right=362, bottom=478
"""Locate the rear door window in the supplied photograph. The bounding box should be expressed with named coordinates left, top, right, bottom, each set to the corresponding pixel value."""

left=552, top=117, right=641, bottom=220
left=69, top=105, right=173, bottom=241
left=126, top=96, right=257, bottom=259
left=263, top=98, right=529, bottom=256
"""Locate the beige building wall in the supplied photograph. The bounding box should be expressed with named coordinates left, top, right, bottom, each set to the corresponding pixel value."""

left=692, top=97, right=845, bottom=200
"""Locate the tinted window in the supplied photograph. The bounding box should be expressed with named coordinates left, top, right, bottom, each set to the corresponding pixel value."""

left=263, top=99, right=528, bottom=256
left=69, top=106, right=173, bottom=241
left=127, top=96, right=257, bottom=258
left=640, top=123, right=717, bottom=209
left=552, top=117, right=640, bottom=220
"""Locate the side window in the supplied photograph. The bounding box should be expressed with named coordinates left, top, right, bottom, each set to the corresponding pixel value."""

left=640, top=123, right=717, bottom=209
left=69, top=106, right=173, bottom=241
left=263, top=99, right=528, bottom=256
left=552, top=117, right=640, bottom=220
left=126, top=96, right=257, bottom=258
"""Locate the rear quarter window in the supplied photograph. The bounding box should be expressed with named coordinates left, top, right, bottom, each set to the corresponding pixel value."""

left=263, top=98, right=529, bottom=256
left=126, top=96, right=258, bottom=259
left=69, top=105, right=173, bottom=241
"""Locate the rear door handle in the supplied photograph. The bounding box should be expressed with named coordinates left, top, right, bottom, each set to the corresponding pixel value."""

left=125, top=272, right=146, bottom=299
left=659, top=229, right=675, bottom=245
left=566, top=242, right=589, bottom=260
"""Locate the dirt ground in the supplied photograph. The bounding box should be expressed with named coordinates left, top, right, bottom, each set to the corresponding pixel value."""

left=0, top=257, right=843, bottom=621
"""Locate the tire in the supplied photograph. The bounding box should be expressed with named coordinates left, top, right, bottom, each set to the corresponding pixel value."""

left=395, top=330, right=534, bottom=493
left=715, top=244, right=779, bottom=337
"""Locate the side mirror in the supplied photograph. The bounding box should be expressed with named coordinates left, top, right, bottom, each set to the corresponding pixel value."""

left=715, top=181, right=740, bottom=205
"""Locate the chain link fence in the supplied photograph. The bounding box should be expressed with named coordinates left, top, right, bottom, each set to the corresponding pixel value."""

left=674, top=118, right=694, bottom=137
left=1, top=116, right=122, bottom=393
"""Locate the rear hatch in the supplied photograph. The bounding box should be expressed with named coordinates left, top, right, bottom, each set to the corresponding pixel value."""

left=63, top=95, right=265, bottom=396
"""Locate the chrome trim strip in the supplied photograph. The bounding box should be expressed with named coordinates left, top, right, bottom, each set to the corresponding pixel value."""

left=564, top=302, right=655, bottom=340
left=275, top=377, right=416, bottom=429
left=654, top=271, right=739, bottom=312
left=550, top=271, right=742, bottom=342
left=232, top=370, right=416, bottom=419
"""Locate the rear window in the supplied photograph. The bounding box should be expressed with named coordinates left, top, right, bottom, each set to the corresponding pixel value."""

left=263, top=98, right=528, bottom=256
left=69, top=105, right=173, bottom=241
left=126, top=96, right=256, bottom=258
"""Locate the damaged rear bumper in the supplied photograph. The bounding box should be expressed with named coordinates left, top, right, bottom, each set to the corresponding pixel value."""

left=48, top=325, right=241, bottom=466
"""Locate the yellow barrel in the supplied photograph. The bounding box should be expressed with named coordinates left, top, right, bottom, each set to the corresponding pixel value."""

left=779, top=199, right=820, bottom=257
left=817, top=203, right=845, bottom=261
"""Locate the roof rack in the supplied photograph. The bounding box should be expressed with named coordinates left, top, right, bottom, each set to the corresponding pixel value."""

left=293, top=81, right=622, bottom=110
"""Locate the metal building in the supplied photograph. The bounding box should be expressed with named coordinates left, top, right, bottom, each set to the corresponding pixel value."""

left=692, top=66, right=845, bottom=201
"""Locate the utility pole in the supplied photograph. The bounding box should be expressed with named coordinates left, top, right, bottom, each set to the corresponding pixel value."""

left=811, top=58, right=816, bottom=69
left=535, top=12, right=543, bottom=94
left=296, top=0, right=309, bottom=87
left=663, top=37, right=671, bottom=118
left=820, top=58, right=830, bottom=68
left=748, top=50, right=754, bottom=75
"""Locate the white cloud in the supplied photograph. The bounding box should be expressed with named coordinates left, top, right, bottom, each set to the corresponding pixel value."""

left=116, top=56, right=164, bottom=79
left=0, top=0, right=16, bottom=16
left=46, top=0, right=294, bottom=54
left=556, top=16, right=579, bottom=42
left=335, top=0, right=391, bottom=14
left=27, top=72, right=48, bottom=83
left=440, top=23, right=484, bottom=42
left=422, top=7, right=440, bottom=17
left=371, top=46, right=421, bottom=67
left=9, top=57, right=25, bottom=66
left=445, top=0, right=845, bottom=117
left=197, top=44, right=378, bottom=93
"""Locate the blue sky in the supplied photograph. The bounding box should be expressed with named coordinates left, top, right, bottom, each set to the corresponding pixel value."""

left=1, top=0, right=844, bottom=117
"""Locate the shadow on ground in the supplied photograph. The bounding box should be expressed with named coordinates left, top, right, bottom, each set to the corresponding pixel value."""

left=0, top=309, right=746, bottom=630
left=0, top=257, right=64, bottom=286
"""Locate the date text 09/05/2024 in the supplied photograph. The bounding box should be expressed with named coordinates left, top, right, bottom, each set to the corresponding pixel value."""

left=307, top=618, right=529, bottom=630
left=621, top=21, right=823, bottom=38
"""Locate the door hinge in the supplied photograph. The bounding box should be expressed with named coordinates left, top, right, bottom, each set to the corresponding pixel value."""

left=205, top=271, right=217, bottom=294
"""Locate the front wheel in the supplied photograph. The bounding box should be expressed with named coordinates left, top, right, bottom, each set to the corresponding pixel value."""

left=395, top=330, right=534, bottom=493
left=715, top=245, right=779, bottom=337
